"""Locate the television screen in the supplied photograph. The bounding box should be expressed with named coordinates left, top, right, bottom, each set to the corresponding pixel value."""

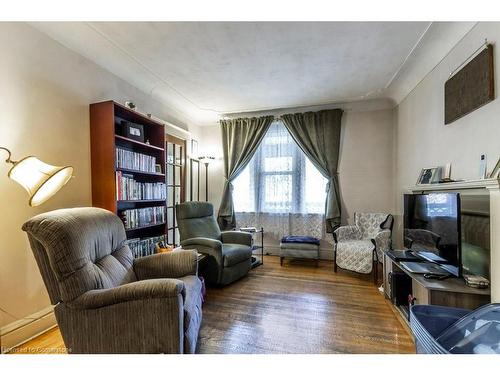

left=404, top=193, right=461, bottom=276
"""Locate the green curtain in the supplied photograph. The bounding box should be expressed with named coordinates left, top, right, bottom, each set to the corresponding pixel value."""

left=281, top=109, right=343, bottom=232
left=217, top=116, right=274, bottom=230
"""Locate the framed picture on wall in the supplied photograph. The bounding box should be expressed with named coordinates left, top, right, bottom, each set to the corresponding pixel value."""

left=417, top=167, right=442, bottom=185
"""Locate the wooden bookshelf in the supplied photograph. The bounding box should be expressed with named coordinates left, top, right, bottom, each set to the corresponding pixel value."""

left=116, top=167, right=165, bottom=177
left=90, top=101, right=167, bottom=245
left=115, top=134, right=165, bottom=152
left=118, top=199, right=166, bottom=203
left=125, top=222, right=167, bottom=232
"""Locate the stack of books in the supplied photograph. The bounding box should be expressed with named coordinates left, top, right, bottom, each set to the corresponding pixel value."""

left=116, top=171, right=166, bottom=200
left=464, top=274, right=490, bottom=289
left=126, top=235, right=165, bottom=258
left=121, top=206, right=165, bottom=230
left=115, top=147, right=157, bottom=173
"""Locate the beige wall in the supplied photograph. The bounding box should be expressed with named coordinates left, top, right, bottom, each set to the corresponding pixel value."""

left=338, top=109, right=395, bottom=224
left=0, top=22, right=200, bottom=329
left=395, top=22, right=500, bottom=240
left=197, top=108, right=396, bottom=257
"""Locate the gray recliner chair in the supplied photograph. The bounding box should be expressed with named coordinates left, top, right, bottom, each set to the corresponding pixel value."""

left=23, top=207, right=202, bottom=354
left=176, top=202, right=253, bottom=285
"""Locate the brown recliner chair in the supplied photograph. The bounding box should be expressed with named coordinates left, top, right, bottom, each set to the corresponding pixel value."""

left=23, top=207, right=202, bottom=354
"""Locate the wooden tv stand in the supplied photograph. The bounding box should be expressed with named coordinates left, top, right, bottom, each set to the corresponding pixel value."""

left=383, top=252, right=491, bottom=323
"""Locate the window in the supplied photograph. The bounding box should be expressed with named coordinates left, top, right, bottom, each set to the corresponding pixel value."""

left=233, top=120, right=327, bottom=214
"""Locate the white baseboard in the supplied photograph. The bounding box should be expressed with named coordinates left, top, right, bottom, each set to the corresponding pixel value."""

left=1, top=305, right=57, bottom=353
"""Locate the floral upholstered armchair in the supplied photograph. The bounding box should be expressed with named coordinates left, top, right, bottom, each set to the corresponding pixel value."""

left=333, top=213, right=393, bottom=283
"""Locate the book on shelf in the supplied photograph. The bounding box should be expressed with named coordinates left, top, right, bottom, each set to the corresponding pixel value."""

left=115, top=147, right=157, bottom=173
left=126, top=235, right=166, bottom=258
left=121, top=206, right=166, bottom=230
left=116, top=171, right=166, bottom=201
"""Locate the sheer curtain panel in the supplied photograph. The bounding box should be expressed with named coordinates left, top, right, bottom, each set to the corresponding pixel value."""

left=233, top=120, right=331, bottom=243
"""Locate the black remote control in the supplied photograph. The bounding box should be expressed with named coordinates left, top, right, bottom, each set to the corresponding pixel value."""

left=424, top=273, right=450, bottom=280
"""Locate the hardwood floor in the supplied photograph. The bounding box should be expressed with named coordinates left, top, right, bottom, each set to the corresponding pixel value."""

left=12, top=256, right=415, bottom=354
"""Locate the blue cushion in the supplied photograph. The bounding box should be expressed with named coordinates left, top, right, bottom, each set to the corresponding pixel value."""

left=281, top=235, right=320, bottom=245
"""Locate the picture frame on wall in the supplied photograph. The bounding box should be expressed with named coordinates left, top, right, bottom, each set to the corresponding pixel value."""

left=445, top=44, right=495, bottom=125
left=417, top=167, right=442, bottom=185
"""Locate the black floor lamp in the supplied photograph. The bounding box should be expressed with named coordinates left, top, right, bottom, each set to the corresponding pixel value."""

left=198, top=156, right=215, bottom=202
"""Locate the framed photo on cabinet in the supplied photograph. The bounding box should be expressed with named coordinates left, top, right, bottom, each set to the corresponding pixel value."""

left=417, top=167, right=442, bottom=185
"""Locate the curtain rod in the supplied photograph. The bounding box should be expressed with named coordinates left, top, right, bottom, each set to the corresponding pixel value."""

left=221, top=108, right=344, bottom=122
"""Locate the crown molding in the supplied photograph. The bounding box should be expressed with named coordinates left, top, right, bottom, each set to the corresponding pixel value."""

left=386, top=22, right=477, bottom=105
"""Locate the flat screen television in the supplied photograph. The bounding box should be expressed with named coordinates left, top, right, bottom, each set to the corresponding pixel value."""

left=404, top=192, right=461, bottom=277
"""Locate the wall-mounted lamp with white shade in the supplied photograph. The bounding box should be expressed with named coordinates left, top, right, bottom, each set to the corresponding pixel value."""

left=1, top=146, right=73, bottom=207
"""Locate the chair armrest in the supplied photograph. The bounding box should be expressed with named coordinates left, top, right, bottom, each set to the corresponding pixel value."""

left=134, top=250, right=197, bottom=280
left=180, top=237, right=223, bottom=266
left=221, top=231, right=253, bottom=247
left=181, top=237, right=222, bottom=249
left=372, top=229, right=392, bottom=252
left=333, top=225, right=362, bottom=243
left=68, top=279, right=185, bottom=309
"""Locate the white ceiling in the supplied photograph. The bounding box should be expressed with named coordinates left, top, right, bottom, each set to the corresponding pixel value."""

left=31, top=22, right=476, bottom=126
